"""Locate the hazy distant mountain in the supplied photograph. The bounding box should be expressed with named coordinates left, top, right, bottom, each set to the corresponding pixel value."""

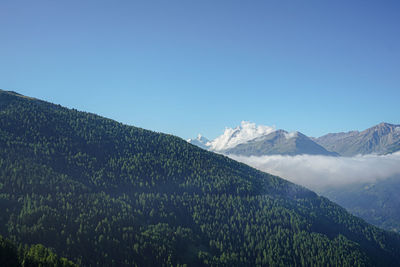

left=188, top=122, right=337, bottom=156
left=322, top=174, right=400, bottom=233
left=315, top=123, right=400, bottom=156
left=190, top=122, right=400, bottom=157
left=223, top=130, right=338, bottom=156
left=187, top=134, right=209, bottom=149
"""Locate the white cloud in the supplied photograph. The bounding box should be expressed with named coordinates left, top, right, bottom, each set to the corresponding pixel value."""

left=230, top=152, right=400, bottom=191
left=207, top=121, right=276, bottom=151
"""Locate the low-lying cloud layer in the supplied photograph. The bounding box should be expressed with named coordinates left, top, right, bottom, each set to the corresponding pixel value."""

left=230, top=152, right=400, bottom=191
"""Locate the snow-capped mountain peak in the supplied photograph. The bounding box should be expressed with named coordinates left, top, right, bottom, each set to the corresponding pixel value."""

left=187, top=122, right=337, bottom=156
left=207, top=121, right=276, bottom=151
left=187, top=134, right=210, bottom=149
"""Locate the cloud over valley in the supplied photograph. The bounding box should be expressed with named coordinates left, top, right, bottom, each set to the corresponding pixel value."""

left=230, top=152, right=400, bottom=191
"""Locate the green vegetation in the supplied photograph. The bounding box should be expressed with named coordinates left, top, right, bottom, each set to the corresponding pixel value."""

left=0, top=234, right=77, bottom=267
left=1, top=89, right=400, bottom=266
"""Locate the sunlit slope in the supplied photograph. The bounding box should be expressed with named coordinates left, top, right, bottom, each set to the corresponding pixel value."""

left=1, top=89, right=400, bottom=266
left=315, top=123, right=400, bottom=156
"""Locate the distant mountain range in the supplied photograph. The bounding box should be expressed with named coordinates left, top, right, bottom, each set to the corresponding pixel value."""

left=189, top=121, right=400, bottom=156
left=224, top=130, right=337, bottom=156
left=314, top=122, right=400, bottom=156
left=187, top=134, right=210, bottom=150
left=188, top=121, right=400, bottom=233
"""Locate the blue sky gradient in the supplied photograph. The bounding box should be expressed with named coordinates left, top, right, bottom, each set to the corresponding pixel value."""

left=1, top=0, right=399, bottom=139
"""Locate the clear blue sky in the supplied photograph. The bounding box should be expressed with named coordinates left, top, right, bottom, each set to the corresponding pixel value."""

left=1, top=0, right=399, bottom=139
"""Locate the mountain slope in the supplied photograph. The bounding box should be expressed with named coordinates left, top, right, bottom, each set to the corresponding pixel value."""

left=0, top=234, right=77, bottom=267
left=188, top=122, right=337, bottom=156
left=187, top=134, right=209, bottom=150
left=315, top=123, right=400, bottom=156
left=322, top=175, right=400, bottom=233
left=1, top=89, right=400, bottom=266
left=204, top=121, right=276, bottom=151
left=223, top=130, right=338, bottom=156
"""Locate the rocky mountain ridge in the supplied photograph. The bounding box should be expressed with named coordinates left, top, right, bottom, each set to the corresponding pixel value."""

left=189, top=122, right=400, bottom=156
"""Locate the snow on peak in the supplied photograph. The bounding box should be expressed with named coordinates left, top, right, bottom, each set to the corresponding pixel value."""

left=284, top=131, right=298, bottom=140
left=188, top=134, right=209, bottom=143
left=207, top=121, right=276, bottom=151
left=187, top=133, right=210, bottom=149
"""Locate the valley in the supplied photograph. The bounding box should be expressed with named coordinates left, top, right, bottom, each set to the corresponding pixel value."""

left=1, top=90, right=400, bottom=266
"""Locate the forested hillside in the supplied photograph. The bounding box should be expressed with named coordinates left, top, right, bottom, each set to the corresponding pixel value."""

left=0, top=234, right=77, bottom=267
left=1, top=89, right=400, bottom=266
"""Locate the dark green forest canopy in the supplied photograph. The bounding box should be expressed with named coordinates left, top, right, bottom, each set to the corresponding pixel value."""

left=0, top=234, right=77, bottom=267
left=1, top=89, right=400, bottom=266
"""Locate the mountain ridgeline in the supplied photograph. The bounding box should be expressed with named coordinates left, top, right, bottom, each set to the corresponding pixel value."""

left=1, top=89, right=400, bottom=266
left=224, top=130, right=338, bottom=156
left=314, top=123, right=400, bottom=156
left=189, top=122, right=400, bottom=157
left=188, top=124, right=338, bottom=156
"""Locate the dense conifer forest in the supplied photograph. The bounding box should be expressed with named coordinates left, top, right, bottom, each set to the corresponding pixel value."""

left=0, top=234, right=77, bottom=266
left=1, top=89, right=400, bottom=266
